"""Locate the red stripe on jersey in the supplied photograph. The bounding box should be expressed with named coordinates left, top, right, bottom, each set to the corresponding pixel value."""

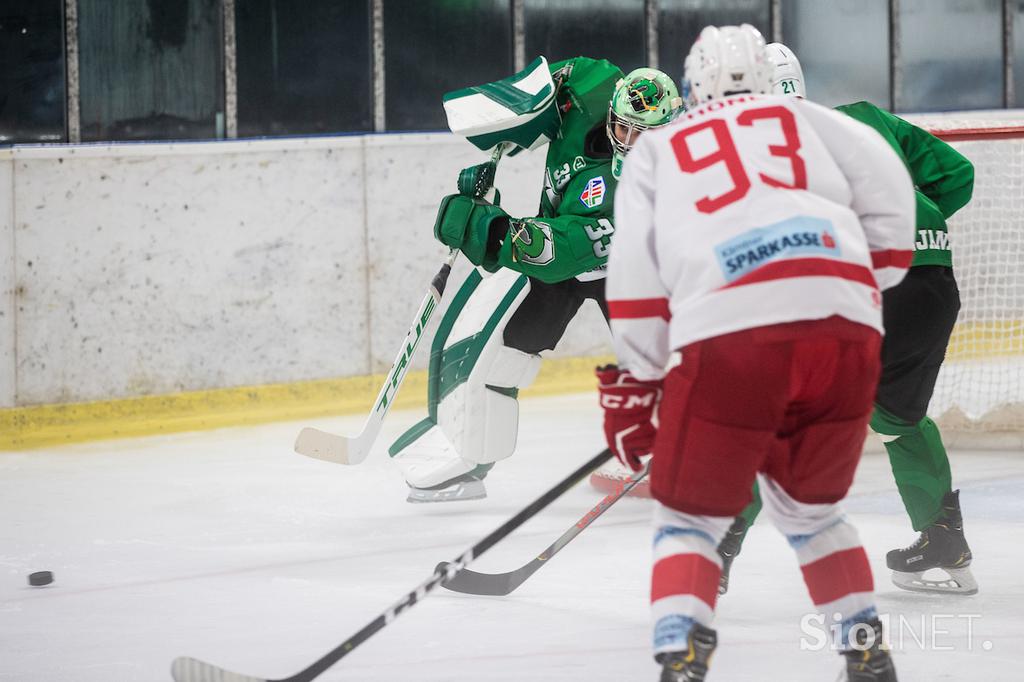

left=608, top=298, right=671, bottom=321
left=720, top=258, right=878, bottom=290
left=871, top=250, right=914, bottom=269
left=800, top=546, right=874, bottom=606
left=651, top=553, right=721, bottom=609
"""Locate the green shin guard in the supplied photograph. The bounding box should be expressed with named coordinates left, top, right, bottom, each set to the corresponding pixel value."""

left=871, top=406, right=953, bottom=531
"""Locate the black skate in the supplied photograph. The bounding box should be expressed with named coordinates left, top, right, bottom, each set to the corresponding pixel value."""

left=886, top=490, right=977, bottom=595
left=716, top=517, right=748, bottom=595
left=657, top=624, right=717, bottom=681
left=840, top=618, right=897, bottom=681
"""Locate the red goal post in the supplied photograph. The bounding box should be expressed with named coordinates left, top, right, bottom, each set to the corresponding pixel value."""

left=591, top=114, right=1024, bottom=498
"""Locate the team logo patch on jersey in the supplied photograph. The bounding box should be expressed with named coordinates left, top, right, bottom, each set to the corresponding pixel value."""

left=715, top=216, right=840, bottom=282
left=580, top=176, right=606, bottom=209
left=510, top=219, right=555, bottom=266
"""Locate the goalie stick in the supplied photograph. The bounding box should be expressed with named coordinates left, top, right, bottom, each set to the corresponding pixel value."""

left=438, top=461, right=649, bottom=596
left=170, top=448, right=613, bottom=682
left=293, top=144, right=507, bottom=466
left=293, top=249, right=457, bottom=465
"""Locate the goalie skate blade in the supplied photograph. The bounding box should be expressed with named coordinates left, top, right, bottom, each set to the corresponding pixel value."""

left=890, top=566, right=979, bottom=596
left=406, top=477, right=487, bottom=504
left=171, top=657, right=269, bottom=682
left=293, top=427, right=370, bottom=465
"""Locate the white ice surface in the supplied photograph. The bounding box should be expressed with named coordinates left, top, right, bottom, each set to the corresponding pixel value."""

left=2, top=393, right=1023, bottom=681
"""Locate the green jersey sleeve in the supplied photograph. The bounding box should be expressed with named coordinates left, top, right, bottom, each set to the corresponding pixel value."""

left=837, top=101, right=974, bottom=218
left=837, top=100, right=974, bottom=267
left=494, top=165, right=616, bottom=283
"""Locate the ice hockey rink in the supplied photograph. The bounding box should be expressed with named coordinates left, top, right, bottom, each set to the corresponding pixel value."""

left=2, top=393, right=1022, bottom=682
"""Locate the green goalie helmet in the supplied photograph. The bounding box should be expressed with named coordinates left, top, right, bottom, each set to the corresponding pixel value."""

left=607, top=68, right=684, bottom=178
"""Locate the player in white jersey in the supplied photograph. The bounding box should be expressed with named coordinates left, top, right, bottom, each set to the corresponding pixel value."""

left=597, top=25, right=915, bottom=681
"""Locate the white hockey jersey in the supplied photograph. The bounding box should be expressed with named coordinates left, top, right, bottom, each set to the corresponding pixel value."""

left=609, top=94, right=916, bottom=381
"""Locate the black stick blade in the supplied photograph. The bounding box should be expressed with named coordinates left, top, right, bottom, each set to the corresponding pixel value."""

left=437, top=560, right=531, bottom=596
left=171, top=657, right=270, bottom=682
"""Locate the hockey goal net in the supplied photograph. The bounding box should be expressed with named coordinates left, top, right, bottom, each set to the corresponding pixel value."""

left=592, top=114, right=1024, bottom=498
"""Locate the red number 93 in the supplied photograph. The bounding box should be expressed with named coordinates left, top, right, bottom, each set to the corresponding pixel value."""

left=670, top=105, right=807, bottom=214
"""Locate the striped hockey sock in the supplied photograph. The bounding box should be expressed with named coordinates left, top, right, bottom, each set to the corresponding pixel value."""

left=650, top=504, right=732, bottom=655
left=758, top=475, right=879, bottom=650
left=789, top=517, right=877, bottom=648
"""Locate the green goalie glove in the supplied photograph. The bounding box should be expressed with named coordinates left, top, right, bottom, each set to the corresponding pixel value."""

left=433, top=191, right=614, bottom=284
left=433, top=193, right=506, bottom=270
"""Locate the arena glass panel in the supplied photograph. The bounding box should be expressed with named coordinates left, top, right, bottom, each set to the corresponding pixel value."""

left=1015, top=0, right=1024, bottom=107
left=780, top=0, right=890, bottom=109
left=524, top=0, right=645, bottom=77
left=236, top=0, right=371, bottom=137
left=896, top=0, right=1002, bottom=112
left=78, top=0, right=223, bottom=141
left=658, top=0, right=770, bottom=85
left=0, top=0, right=66, bottom=144
left=384, top=0, right=511, bottom=132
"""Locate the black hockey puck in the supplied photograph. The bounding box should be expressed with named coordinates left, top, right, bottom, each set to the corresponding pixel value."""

left=28, top=571, right=54, bottom=587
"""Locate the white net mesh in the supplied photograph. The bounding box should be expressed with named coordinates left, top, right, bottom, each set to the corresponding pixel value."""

left=910, top=116, right=1024, bottom=435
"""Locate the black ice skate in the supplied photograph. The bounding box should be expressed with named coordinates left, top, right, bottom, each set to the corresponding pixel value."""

left=657, top=624, right=717, bottom=681
left=840, top=618, right=898, bottom=682
left=716, top=516, right=748, bottom=595
left=886, top=490, right=977, bottom=595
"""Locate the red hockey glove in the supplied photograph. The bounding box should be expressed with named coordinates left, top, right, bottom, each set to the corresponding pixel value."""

left=596, top=365, right=663, bottom=471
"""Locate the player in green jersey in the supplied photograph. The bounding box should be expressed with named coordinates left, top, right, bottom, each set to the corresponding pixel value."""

left=389, top=59, right=683, bottom=503
left=716, top=43, right=977, bottom=599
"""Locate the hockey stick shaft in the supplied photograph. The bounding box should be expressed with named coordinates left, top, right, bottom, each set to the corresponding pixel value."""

left=440, top=461, right=650, bottom=596
left=292, top=251, right=456, bottom=464
left=356, top=141, right=507, bottom=420
left=171, top=448, right=613, bottom=682
left=365, top=252, right=457, bottom=416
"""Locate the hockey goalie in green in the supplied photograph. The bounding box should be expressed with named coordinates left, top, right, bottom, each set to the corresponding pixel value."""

left=390, top=57, right=683, bottom=502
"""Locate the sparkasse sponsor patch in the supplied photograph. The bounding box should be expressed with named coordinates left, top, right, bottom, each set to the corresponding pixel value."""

left=715, top=216, right=840, bottom=282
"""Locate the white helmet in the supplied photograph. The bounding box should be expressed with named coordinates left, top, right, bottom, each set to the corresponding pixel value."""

left=766, top=42, right=806, bottom=97
left=682, top=24, right=771, bottom=108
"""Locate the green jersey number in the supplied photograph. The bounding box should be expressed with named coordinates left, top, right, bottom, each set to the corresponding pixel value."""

left=584, top=218, right=615, bottom=258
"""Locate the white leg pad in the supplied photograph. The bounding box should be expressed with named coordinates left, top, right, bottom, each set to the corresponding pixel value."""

left=445, top=345, right=542, bottom=465
left=392, top=425, right=477, bottom=489
left=392, top=268, right=539, bottom=479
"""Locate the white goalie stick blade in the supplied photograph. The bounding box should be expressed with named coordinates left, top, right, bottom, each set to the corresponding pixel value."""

left=294, top=426, right=366, bottom=465
left=891, top=566, right=979, bottom=595
left=171, top=657, right=269, bottom=682
left=292, top=254, right=455, bottom=467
